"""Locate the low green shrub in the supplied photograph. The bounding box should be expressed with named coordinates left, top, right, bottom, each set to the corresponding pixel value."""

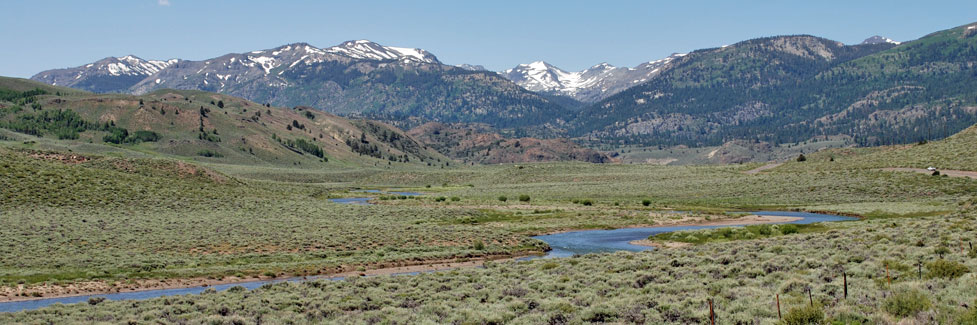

left=926, top=259, right=968, bottom=279
left=196, top=149, right=223, bottom=158
left=883, top=287, right=931, bottom=318
left=780, top=304, right=823, bottom=325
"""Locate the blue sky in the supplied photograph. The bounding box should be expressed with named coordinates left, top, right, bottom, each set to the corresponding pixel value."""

left=3, top=0, right=976, bottom=77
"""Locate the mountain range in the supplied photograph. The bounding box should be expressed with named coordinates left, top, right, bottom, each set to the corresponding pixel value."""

left=33, top=40, right=568, bottom=129
left=29, top=22, right=977, bottom=150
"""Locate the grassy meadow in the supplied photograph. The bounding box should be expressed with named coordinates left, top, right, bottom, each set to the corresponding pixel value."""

left=5, top=210, right=976, bottom=324
left=2, top=118, right=977, bottom=323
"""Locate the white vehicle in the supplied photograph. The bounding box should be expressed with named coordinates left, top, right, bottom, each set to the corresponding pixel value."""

left=927, top=167, right=937, bottom=171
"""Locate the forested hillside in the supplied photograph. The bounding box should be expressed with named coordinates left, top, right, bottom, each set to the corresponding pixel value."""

left=573, top=22, right=977, bottom=147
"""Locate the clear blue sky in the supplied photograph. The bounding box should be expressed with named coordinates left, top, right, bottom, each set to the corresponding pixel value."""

left=3, top=0, right=976, bottom=77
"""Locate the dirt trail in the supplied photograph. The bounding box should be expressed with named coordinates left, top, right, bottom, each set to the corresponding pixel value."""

left=880, top=168, right=977, bottom=179
left=744, top=162, right=783, bottom=174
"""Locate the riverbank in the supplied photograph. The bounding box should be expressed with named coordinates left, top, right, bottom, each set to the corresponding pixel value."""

left=0, top=253, right=536, bottom=303
left=627, top=214, right=803, bottom=248
left=534, top=213, right=803, bottom=237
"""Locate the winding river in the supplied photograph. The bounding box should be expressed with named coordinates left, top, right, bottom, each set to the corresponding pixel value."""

left=0, top=203, right=853, bottom=312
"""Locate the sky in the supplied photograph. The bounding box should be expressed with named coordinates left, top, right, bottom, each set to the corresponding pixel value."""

left=3, top=0, right=977, bottom=78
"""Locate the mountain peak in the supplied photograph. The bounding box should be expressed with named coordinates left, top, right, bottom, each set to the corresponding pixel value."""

left=861, top=35, right=901, bottom=45
left=325, top=40, right=439, bottom=64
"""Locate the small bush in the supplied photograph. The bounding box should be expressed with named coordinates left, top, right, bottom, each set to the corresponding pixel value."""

left=796, top=154, right=807, bottom=162
left=883, top=288, right=931, bottom=318
left=473, top=240, right=485, bottom=250
left=779, top=224, right=799, bottom=235
left=780, top=304, right=823, bottom=325
left=434, top=196, right=447, bottom=202
left=581, top=200, right=593, bottom=206
left=498, top=196, right=507, bottom=202
left=450, top=197, right=460, bottom=202
left=196, top=149, right=223, bottom=158
left=641, top=199, right=651, bottom=206
left=926, top=259, right=968, bottom=279
left=518, top=195, right=530, bottom=202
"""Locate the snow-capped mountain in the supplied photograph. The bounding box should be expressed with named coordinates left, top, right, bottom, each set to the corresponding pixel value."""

left=324, top=40, right=439, bottom=64
left=456, top=64, right=487, bottom=71
left=860, top=35, right=901, bottom=45
left=32, top=56, right=179, bottom=92
left=32, top=40, right=444, bottom=94
left=499, top=54, right=685, bottom=103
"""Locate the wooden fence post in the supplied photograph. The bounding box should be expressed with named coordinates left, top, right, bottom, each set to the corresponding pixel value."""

left=709, top=299, right=715, bottom=325
left=886, top=263, right=891, bottom=286
left=776, top=294, right=782, bottom=320
left=918, top=262, right=922, bottom=280
left=843, top=271, right=848, bottom=299
left=808, top=288, right=813, bottom=307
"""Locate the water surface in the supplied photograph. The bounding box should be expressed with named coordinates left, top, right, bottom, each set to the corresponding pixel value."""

left=530, top=211, right=854, bottom=258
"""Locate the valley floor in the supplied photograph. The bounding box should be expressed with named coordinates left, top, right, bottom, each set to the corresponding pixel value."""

left=1, top=138, right=976, bottom=323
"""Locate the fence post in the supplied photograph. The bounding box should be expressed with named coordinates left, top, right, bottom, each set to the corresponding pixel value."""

left=776, top=294, right=782, bottom=320
left=886, top=263, right=891, bottom=286
left=709, top=298, right=715, bottom=325
left=918, top=262, right=922, bottom=280
left=843, top=271, right=847, bottom=299
left=808, top=288, right=813, bottom=307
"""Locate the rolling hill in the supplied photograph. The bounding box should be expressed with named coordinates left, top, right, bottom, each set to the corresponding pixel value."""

left=0, top=76, right=451, bottom=168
